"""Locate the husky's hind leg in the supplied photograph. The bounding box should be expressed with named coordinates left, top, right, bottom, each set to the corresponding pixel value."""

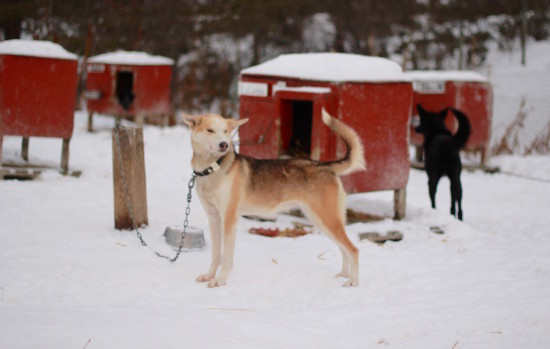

left=302, top=180, right=359, bottom=287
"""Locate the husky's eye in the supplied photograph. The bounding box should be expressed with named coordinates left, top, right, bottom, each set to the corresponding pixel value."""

left=224, top=130, right=228, bottom=134
left=207, top=129, right=215, bottom=133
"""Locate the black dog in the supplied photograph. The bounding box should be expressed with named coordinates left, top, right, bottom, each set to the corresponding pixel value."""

left=415, top=104, right=471, bottom=220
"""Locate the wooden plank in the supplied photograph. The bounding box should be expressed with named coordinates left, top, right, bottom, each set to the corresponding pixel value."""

left=411, top=161, right=500, bottom=173
left=0, top=168, right=41, bottom=180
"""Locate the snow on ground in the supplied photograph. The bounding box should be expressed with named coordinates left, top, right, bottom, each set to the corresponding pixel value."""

left=1, top=112, right=549, bottom=348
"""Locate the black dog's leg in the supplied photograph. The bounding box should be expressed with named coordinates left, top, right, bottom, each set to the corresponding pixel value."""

left=457, top=187, right=463, bottom=221
left=450, top=176, right=463, bottom=220
left=428, top=177, right=438, bottom=209
left=450, top=184, right=457, bottom=218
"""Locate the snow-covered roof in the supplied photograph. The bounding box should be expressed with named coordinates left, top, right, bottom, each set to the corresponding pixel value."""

left=405, top=70, right=488, bottom=83
left=0, top=39, right=77, bottom=60
left=241, top=53, right=409, bottom=83
left=88, top=50, right=174, bottom=66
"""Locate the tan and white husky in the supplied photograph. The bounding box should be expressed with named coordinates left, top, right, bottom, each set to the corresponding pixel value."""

left=183, top=109, right=365, bottom=287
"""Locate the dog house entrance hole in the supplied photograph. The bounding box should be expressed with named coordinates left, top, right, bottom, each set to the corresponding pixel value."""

left=281, top=100, right=313, bottom=158
left=115, top=71, right=135, bottom=111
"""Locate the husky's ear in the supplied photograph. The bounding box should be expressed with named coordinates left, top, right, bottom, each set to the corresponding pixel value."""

left=228, top=118, right=249, bottom=131
left=182, top=113, right=202, bottom=129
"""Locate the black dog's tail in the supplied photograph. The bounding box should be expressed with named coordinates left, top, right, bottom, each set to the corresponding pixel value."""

left=450, top=108, right=471, bottom=149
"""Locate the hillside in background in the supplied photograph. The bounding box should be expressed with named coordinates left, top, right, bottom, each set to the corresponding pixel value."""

left=1, top=0, right=549, bottom=154
left=1, top=1, right=548, bottom=105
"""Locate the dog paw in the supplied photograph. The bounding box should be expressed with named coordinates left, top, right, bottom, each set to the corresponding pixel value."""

left=335, top=271, right=350, bottom=278
left=196, top=273, right=215, bottom=283
left=342, top=279, right=359, bottom=287
left=207, top=278, right=227, bottom=288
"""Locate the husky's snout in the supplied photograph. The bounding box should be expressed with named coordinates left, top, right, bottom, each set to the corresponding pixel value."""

left=219, top=142, right=228, bottom=152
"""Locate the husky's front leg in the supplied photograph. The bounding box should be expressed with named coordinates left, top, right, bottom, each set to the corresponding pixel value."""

left=208, top=207, right=238, bottom=288
left=197, top=206, right=222, bottom=283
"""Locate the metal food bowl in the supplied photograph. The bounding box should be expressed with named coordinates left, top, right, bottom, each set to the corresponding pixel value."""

left=163, top=226, right=206, bottom=252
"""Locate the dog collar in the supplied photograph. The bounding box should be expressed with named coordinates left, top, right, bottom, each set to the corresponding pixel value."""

left=193, top=155, right=225, bottom=177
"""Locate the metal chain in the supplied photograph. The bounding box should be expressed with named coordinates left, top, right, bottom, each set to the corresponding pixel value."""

left=114, top=121, right=194, bottom=262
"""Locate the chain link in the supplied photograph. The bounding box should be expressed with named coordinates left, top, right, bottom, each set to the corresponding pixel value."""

left=114, top=121, right=194, bottom=262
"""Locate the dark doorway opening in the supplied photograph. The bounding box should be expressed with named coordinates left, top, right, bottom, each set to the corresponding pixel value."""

left=115, top=71, right=135, bottom=111
left=280, top=100, right=313, bottom=158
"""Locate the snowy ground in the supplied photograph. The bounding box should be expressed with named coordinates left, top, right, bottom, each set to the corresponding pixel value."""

left=1, top=112, right=549, bottom=348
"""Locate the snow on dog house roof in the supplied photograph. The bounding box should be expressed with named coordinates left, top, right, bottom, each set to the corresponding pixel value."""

left=241, top=52, right=409, bottom=83
left=405, top=70, right=488, bottom=83
left=0, top=39, right=77, bottom=60
left=87, top=50, right=174, bottom=66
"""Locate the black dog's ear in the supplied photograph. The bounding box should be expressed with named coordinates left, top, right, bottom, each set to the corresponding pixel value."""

left=414, top=113, right=425, bottom=133
left=438, top=108, right=449, bottom=119
left=415, top=122, right=424, bottom=134
left=416, top=104, right=426, bottom=115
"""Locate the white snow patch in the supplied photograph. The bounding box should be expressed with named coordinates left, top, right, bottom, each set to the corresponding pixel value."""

left=0, top=39, right=77, bottom=60
left=241, top=52, right=409, bottom=82
left=275, top=86, right=332, bottom=94
left=88, top=50, right=174, bottom=66
left=490, top=154, right=550, bottom=181
left=405, top=70, right=489, bottom=82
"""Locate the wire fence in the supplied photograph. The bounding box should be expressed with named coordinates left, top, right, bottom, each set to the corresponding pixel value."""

left=489, top=70, right=550, bottom=156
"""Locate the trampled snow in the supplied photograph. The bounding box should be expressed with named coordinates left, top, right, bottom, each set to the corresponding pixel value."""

left=241, top=52, right=409, bottom=82
left=1, top=112, right=549, bottom=349
left=87, top=50, right=174, bottom=66
left=0, top=39, right=77, bottom=60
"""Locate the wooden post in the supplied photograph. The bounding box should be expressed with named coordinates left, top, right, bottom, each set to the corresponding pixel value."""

left=480, top=146, right=488, bottom=166
left=0, top=113, right=3, bottom=179
left=22, top=137, right=29, bottom=161
left=135, top=112, right=145, bottom=127
left=393, top=188, right=406, bottom=220
left=112, top=127, right=148, bottom=230
left=414, top=145, right=423, bottom=163
left=0, top=133, right=3, bottom=180
left=61, top=138, right=70, bottom=174
left=0, top=134, right=3, bottom=165
left=87, top=111, right=94, bottom=132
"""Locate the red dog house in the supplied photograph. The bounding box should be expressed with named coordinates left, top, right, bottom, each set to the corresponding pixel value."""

left=0, top=39, right=78, bottom=174
left=405, top=71, right=493, bottom=164
left=239, top=53, right=412, bottom=219
left=85, top=51, right=173, bottom=130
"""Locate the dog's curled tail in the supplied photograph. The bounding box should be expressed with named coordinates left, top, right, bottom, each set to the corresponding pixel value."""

left=322, top=108, right=366, bottom=175
left=450, top=108, right=472, bottom=149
